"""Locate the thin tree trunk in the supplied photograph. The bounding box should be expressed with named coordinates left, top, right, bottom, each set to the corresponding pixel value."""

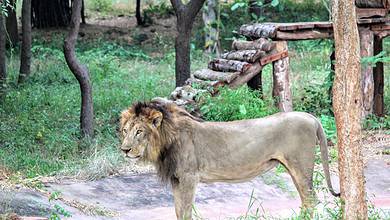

left=331, top=0, right=368, bottom=218
left=202, top=0, right=220, bottom=54
left=175, top=26, right=191, bottom=86
left=135, top=0, right=144, bottom=26
left=18, top=0, right=32, bottom=84
left=6, top=0, right=18, bottom=46
left=0, top=13, right=6, bottom=87
left=81, top=0, right=86, bottom=24
left=64, top=0, right=94, bottom=138
left=170, top=0, right=206, bottom=87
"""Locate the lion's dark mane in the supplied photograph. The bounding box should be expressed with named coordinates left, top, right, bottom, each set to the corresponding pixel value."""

left=132, top=101, right=202, bottom=185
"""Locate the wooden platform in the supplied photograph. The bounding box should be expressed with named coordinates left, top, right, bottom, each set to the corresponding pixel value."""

left=239, top=17, right=390, bottom=40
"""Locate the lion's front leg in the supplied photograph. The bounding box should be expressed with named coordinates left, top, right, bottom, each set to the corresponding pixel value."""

left=172, top=175, right=198, bottom=220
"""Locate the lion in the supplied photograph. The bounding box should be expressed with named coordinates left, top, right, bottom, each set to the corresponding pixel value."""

left=119, top=101, right=339, bottom=220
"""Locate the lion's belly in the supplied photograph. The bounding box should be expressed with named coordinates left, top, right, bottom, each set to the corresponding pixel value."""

left=199, top=159, right=279, bottom=183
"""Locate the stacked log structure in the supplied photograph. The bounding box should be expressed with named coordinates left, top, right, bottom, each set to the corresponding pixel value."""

left=155, top=36, right=292, bottom=113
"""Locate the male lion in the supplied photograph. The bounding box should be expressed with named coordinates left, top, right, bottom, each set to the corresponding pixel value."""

left=119, top=101, right=339, bottom=220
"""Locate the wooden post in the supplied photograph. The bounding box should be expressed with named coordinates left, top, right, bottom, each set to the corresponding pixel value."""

left=373, top=35, right=384, bottom=117
left=272, top=41, right=292, bottom=112
left=359, top=27, right=374, bottom=117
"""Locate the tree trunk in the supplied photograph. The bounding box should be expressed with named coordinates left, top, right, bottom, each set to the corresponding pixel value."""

left=64, top=0, right=94, bottom=138
left=6, top=0, right=18, bottom=46
left=32, top=0, right=72, bottom=28
left=18, top=0, right=32, bottom=84
left=175, top=26, right=191, bottom=86
left=332, top=0, right=368, bottom=218
left=81, top=0, right=86, bottom=24
left=373, top=35, right=384, bottom=117
left=170, top=0, right=206, bottom=87
left=202, top=0, right=220, bottom=54
left=135, top=0, right=144, bottom=26
left=0, top=13, right=6, bottom=88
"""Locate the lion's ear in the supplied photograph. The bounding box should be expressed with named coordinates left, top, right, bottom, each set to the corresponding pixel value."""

left=150, top=111, right=163, bottom=128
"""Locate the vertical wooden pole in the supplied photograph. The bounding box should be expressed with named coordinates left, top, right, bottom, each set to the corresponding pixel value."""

left=272, top=41, right=292, bottom=112
left=373, top=35, right=384, bottom=117
left=359, top=27, right=374, bottom=117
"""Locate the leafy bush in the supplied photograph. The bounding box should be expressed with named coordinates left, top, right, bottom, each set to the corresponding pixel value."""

left=199, top=86, right=276, bottom=121
left=364, top=115, right=390, bottom=130
left=90, top=0, right=112, bottom=12
left=319, top=114, right=337, bottom=144
left=295, top=83, right=332, bottom=116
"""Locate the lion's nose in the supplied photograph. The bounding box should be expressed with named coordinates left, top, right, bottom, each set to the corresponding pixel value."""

left=120, top=145, right=131, bottom=153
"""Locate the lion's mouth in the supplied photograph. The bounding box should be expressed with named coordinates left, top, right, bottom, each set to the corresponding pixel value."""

left=124, top=151, right=141, bottom=159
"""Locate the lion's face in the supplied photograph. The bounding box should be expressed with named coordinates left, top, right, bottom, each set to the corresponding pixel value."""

left=119, top=106, right=163, bottom=160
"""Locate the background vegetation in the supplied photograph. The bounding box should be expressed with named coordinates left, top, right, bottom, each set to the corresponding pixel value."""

left=0, top=0, right=389, bottom=182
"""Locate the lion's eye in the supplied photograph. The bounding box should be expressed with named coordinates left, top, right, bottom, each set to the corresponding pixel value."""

left=136, top=130, right=142, bottom=136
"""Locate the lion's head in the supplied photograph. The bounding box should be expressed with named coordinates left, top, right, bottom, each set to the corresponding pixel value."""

left=119, top=101, right=177, bottom=162
left=119, top=101, right=203, bottom=183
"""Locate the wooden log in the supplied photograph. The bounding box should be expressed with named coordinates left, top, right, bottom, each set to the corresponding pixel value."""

left=170, top=85, right=206, bottom=102
left=185, top=77, right=224, bottom=89
left=221, top=50, right=265, bottom=63
left=229, top=62, right=263, bottom=88
left=272, top=41, right=292, bottom=112
left=231, top=38, right=275, bottom=51
left=359, top=27, right=374, bottom=117
left=356, top=8, right=388, bottom=19
left=275, top=29, right=333, bottom=40
left=208, top=59, right=251, bottom=73
left=355, top=0, right=388, bottom=8
left=259, top=41, right=289, bottom=66
left=358, top=17, right=390, bottom=24
left=373, top=35, right=384, bottom=117
left=239, top=23, right=277, bottom=39
left=193, top=69, right=240, bottom=83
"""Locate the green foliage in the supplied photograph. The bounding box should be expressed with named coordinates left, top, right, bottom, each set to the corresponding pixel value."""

left=1, top=0, right=11, bottom=16
left=199, top=86, right=276, bottom=122
left=319, top=115, right=337, bottom=144
left=195, top=0, right=329, bottom=49
left=48, top=191, right=72, bottom=220
left=90, top=0, right=113, bottom=12
left=295, top=83, right=332, bottom=116
left=0, top=38, right=175, bottom=178
left=362, top=51, right=390, bottom=67
left=143, top=2, right=173, bottom=19
left=364, top=115, right=390, bottom=130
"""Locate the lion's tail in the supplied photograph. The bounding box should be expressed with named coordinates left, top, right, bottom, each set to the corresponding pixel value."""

left=317, top=122, right=340, bottom=197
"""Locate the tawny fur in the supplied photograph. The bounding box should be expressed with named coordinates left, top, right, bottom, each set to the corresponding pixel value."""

left=119, top=101, right=339, bottom=220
